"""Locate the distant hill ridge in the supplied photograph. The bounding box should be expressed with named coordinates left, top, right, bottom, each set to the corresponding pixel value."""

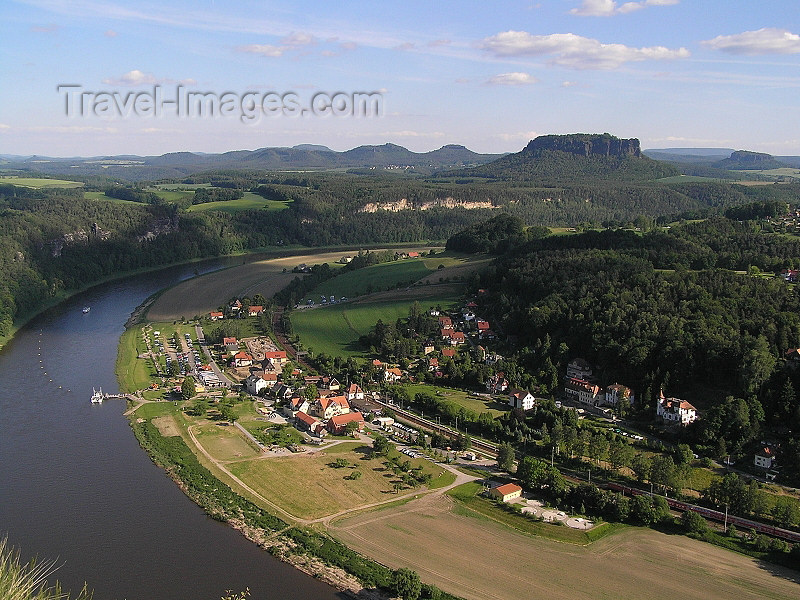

left=714, top=150, right=788, bottom=170
left=524, top=133, right=641, bottom=158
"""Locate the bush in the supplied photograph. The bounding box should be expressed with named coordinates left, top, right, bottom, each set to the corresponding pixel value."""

left=681, top=510, right=708, bottom=534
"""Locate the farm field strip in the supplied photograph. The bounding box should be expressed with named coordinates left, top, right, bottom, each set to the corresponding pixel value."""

left=331, top=495, right=800, bottom=600
left=0, top=176, right=84, bottom=188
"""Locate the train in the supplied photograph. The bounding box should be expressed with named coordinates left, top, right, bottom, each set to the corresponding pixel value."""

left=605, top=481, right=800, bottom=543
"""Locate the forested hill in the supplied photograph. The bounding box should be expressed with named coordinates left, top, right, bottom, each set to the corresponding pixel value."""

left=446, top=133, right=679, bottom=183
left=2, top=143, right=502, bottom=181
left=460, top=214, right=800, bottom=480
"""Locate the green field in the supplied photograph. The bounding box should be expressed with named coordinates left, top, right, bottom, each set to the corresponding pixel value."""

left=83, top=190, right=145, bottom=204
left=395, top=383, right=507, bottom=417
left=0, top=176, right=84, bottom=188
left=186, top=191, right=292, bottom=213
left=291, top=290, right=461, bottom=357
left=149, top=189, right=195, bottom=203
left=305, top=259, right=434, bottom=301
left=228, top=443, right=453, bottom=519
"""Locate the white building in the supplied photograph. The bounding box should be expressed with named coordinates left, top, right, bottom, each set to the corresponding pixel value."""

left=508, top=389, right=535, bottom=411
left=245, top=375, right=268, bottom=396
left=605, top=383, right=634, bottom=407
left=656, top=393, right=698, bottom=425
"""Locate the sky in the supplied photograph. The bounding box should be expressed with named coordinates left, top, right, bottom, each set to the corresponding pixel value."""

left=1, top=0, right=800, bottom=157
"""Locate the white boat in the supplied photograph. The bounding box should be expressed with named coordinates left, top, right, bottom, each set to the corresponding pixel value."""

left=91, top=387, right=103, bottom=403
left=82, top=307, right=91, bottom=314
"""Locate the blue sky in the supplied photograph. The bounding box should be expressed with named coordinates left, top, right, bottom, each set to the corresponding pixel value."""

left=1, top=0, right=799, bottom=156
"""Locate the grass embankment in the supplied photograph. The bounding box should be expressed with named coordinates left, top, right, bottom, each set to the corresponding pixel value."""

left=291, top=291, right=460, bottom=357
left=447, top=482, right=622, bottom=545
left=115, top=327, right=154, bottom=393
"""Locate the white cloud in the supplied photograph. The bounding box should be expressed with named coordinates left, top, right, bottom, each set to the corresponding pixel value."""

left=101, top=70, right=196, bottom=86
left=487, top=72, right=537, bottom=86
left=339, top=41, right=357, bottom=51
left=395, top=42, right=415, bottom=51
left=236, top=44, right=287, bottom=57
left=561, top=80, right=577, bottom=87
left=481, top=30, right=689, bottom=69
left=427, top=39, right=451, bottom=47
left=495, top=130, right=540, bottom=142
left=102, top=69, right=158, bottom=85
left=570, top=0, right=678, bottom=17
left=702, top=28, right=800, bottom=55
left=281, top=31, right=315, bottom=46
left=104, top=29, right=118, bottom=37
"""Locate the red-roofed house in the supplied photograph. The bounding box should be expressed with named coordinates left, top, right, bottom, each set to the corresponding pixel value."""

left=442, top=348, right=456, bottom=358
left=262, top=373, right=278, bottom=387
left=438, top=316, right=453, bottom=329
left=384, top=367, right=403, bottom=383
left=327, top=412, right=365, bottom=435
left=295, top=410, right=325, bottom=436
left=428, top=357, right=439, bottom=372
left=314, top=395, right=350, bottom=420
left=490, top=483, right=522, bottom=503
left=476, top=320, right=490, bottom=331
left=407, top=251, right=420, bottom=258
left=209, top=311, right=224, bottom=321
left=564, top=378, right=603, bottom=406
left=223, top=337, right=239, bottom=353
left=448, top=331, right=465, bottom=345
left=248, top=305, right=264, bottom=317
left=346, top=383, right=364, bottom=402
left=233, top=351, right=253, bottom=368
left=265, top=351, right=288, bottom=365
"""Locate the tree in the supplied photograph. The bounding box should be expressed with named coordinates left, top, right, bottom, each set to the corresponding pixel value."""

left=517, top=456, right=549, bottom=490
left=181, top=376, right=196, bottom=401
left=344, top=420, right=360, bottom=435
left=372, top=434, right=391, bottom=456
left=496, top=442, right=515, bottom=472
left=304, top=383, right=318, bottom=402
left=391, top=568, right=422, bottom=600
left=219, top=403, right=237, bottom=423
left=190, top=397, right=208, bottom=417
left=630, top=495, right=656, bottom=526
left=631, top=453, right=650, bottom=484
left=681, top=510, right=708, bottom=534
left=608, top=438, right=633, bottom=472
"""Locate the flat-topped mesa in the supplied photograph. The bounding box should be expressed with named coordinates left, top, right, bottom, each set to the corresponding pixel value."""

left=728, top=150, right=776, bottom=165
left=524, top=134, right=642, bottom=158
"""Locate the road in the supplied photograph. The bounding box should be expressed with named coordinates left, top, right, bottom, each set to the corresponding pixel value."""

left=195, top=324, right=234, bottom=387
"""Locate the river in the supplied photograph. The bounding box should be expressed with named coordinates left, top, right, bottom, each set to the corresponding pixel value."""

left=0, top=260, right=343, bottom=600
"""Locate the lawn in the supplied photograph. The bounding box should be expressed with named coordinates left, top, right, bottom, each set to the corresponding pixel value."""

left=0, top=176, right=84, bottom=188
left=291, top=290, right=461, bottom=357
left=228, top=443, right=450, bottom=519
left=395, top=383, right=507, bottom=417
left=186, top=191, right=292, bottom=214
left=116, top=326, right=157, bottom=393
left=193, top=422, right=261, bottom=461
left=303, top=259, right=434, bottom=301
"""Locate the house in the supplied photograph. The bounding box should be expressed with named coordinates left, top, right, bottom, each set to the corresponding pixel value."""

left=384, top=367, right=403, bottom=383
left=479, top=329, right=497, bottom=341
left=287, top=396, right=311, bottom=415
left=656, top=392, right=698, bottom=425
left=265, top=350, right=288, bottom=365
left=564, top=378, right=603, bottom=406
left=209, top=311, right=224, bottom=321
left=566, top=358, right=594, bottom=381
left=489, top=483, right=522, bottom=503
left=233, top=351, right=253, bottom=368
left=448, top=331, right=465, bottom=346
left=372, top=359, right=383, bottom=368
left=323, top=377, right=341, bottom=391
left=327, top=412, right=365, bottom=435
left=223, top=337, right=239, bottom=354
left=486, top=373, right=509, bottom=394
left=605, top=383, right=634, bottom=407
left=245, top=375, right=268, bottom=395
left=438, top=316, right=453, bottom=330
left=273, top=383, right=294, bottom=401
left=229, top=299, right=242, bottom=313
left=466, top=301, right=478, bottom=309
left=248, top=305, right=264, bottom=317
left=345, top=383, right=364, bottom=402
left=428, top=357, right=439, bottom=372
left=508, top=389, right=535, bottom=411
left=754, top=447, right=776, bottom=470
left=407, top=251, right=420, bottom=258
left=423, top=343, right=435, bottom=355
left=262, top=373, right=278, bottom=387
left=314, top=395, right=350, bottom=420
left=295, top=410, right=321, bottom=434
left=476, top=320, right=490, bottom=332
left=441, top=347, right=456, bottom=358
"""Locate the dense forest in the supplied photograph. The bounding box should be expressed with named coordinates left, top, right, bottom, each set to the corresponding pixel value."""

left=456, top=213, right=800, bottom=481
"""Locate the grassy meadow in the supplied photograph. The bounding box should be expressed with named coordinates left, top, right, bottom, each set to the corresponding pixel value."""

left=0, top=176, right=84, bottom=188
left=291, top=290, right=461, bottom=357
